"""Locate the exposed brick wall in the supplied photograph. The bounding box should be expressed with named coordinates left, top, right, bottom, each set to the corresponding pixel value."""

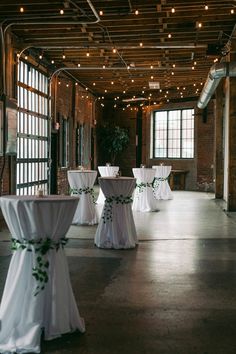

left=54, top=78, right=98, bottom=194
left=100, top=99, right=215, bottom=191
left=97, top=102, right=137, bottom=177
left=196, top=101, right=215, bottom=192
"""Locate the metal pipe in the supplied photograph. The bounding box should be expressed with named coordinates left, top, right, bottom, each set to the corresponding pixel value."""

left=197, top=62, right=236, bottom=109
left=3, top=0, right=100, bottom=34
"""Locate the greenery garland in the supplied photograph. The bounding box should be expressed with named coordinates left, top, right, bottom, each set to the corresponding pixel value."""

left=70, top=187, right=96, bottom=203
left=102, top=194, right=133, bottom=223
left=11, top=237, right=68, bottom=296
left=136, top=182, right=153, bottom=193
left=152, top=177, right=168, bottom=189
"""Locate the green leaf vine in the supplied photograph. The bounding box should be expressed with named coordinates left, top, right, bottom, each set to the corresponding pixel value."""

left=136, top=182, right=153, bottom=193
left=11, top=237, right=68, bottom=296
left=70, top=187, right=96, bottom=203
left=102, top=194, right=133, bottom=223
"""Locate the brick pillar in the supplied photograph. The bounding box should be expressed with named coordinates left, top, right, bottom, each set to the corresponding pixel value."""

left=215, top=80, right=224, bottom=198
left=227, top=75, right=236, bottom=210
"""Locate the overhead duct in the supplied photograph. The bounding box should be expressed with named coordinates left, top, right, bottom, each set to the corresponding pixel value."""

left=197, top=62, right=236, bottom=109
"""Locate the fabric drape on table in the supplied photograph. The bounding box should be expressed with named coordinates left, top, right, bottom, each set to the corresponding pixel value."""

left=96, top=166, right=119, bottom=204
left=0, top=196, right=85, bottom=354
left=132, top=168, right=157, bottom=212
left=152, top=165, right=173, bottom=200
left=95, top=177, right=137, bottom=249
left=68, top=170, right=98, bottom=225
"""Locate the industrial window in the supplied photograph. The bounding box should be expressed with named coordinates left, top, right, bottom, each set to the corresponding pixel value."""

left=17, top=60, right=49, bottom=195
left=152, top=108, right=194, bottom=159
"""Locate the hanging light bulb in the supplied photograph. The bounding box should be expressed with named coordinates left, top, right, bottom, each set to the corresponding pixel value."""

left=60, top=9, right=64, bottom=15
left=171, top=7, right=175, bottom=13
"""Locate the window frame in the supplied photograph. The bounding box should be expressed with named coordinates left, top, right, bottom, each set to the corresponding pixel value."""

left=152, top=108, right=194, bottom=159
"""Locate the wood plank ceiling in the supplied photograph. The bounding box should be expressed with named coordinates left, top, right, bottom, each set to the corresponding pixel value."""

left=0, top=0, right=235, bottom=106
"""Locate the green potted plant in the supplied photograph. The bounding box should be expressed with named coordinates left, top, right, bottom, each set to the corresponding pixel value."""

left=96, top=123, right=130, bottom=165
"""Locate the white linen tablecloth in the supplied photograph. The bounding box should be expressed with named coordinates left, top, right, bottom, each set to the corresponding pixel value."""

left=67, top=170, right=98, bottom=225
left=152, top=165, right=173, bottom=200
left=95, top=177, right=138, bottom=249
left=0, top=195, right=85, bottom=354
left=132, top=168, right=157, bottom=212
left=96, top=166, right=119, bottom=204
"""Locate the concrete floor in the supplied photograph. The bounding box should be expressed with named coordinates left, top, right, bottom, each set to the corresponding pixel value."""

left=1, top=191, right=236, bottom=353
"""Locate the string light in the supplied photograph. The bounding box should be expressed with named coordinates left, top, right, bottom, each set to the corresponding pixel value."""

left=196, top=21, right=202, bottom=28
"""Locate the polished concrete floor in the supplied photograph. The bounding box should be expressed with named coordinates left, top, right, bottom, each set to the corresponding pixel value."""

left=1, top=191, right=236, bottom=353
